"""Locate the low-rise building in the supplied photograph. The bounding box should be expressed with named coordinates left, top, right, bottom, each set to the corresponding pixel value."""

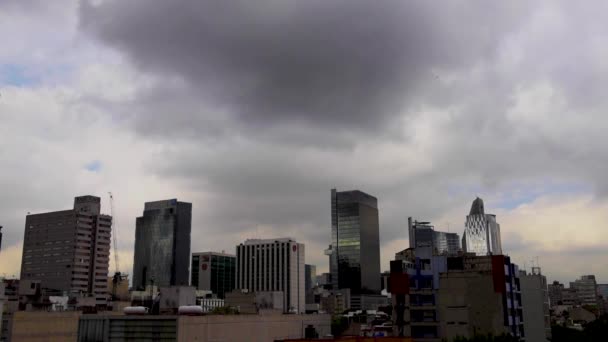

left=159, top=286, right=197, bottom=314
left=570, top=275, right=599, bottom=307
left=11, top=311, right=81, bottom=342
left=77, top=313, right=331, bottom=341
left=225, top=290, right=283, bottom=314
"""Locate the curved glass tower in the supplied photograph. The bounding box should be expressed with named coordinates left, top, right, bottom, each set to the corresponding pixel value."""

left=462, top=197, right=502, bottom=255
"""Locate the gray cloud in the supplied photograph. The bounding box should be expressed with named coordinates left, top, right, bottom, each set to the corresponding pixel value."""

left=79, top=0, right=529, bottom=137
left=3, top=0, right=608, bottom=283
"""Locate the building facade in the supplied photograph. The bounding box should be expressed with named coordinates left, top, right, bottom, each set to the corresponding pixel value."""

left=191, top=252, right=235, bottom=299
left=408, top=218, right=460, bottom=255
left=548, top=281, right=564, bottom=307
left=19, top=196, right=111, bottom=305
left=305, top=264, right=317, bottom=304
left=462, top=197, right=502, bottom=256
left=235, top=238, right=305, bottom=313
left=132, top=199, right=192, bottom=290
left=520, top=268, right=551, bottom=342
left=390, top=254, right=525, bottom=341
left=569, top=275, right=598, bottom=307
left=328, top=189, right=381, bottom=295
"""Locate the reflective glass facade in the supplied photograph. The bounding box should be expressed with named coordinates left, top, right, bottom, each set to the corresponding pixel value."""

left=462, top=197, right=502, bottom=256
left=408, top=217, right=460, bottom=255
left=132, top=199, right=191, bottom=289
left=191, top=252, right=236, bottom=299
left=330, top=189, right=380, bottom=294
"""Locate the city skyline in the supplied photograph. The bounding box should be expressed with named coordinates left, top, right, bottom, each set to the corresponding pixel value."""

left=2, top=0, right=608, bottom=286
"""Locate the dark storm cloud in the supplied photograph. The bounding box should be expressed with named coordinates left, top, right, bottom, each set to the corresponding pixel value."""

left=79, top=0, right=528, bottom=135
left=70, top=0, right=608, bottom=279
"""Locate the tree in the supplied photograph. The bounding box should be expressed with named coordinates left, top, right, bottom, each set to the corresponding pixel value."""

left=331, top=316, right=349, bottom=337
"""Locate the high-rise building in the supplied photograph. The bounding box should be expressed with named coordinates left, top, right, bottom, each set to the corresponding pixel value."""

left=548, top=281, right=565, bottom=306
left=462, top=197, right=502, bottom=255
left=328, top=189, right=380, bottom=295
left=408, top=217, right=460, bottom=255
left=305, top=264, right=317, bottom=304
left=191, top=252, right=235, bottom=299
left=132, top=199, right=192, bottom=290
left=235, top=238, right=305, bottom=313
left=0, top=225, right=3, bottom=253
left=520, top=267, right=551, bottom=342
left=19, top=196, right=111, bottom=305
left=570, top=275, right=598, bottom=307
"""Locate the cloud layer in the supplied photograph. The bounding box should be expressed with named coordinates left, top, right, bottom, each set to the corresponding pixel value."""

left=1, top=0, right=607, bottom=284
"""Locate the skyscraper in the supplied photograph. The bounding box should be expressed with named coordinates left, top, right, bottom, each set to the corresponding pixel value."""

left=235, top=238, right=305, bottom=313
left=191, top=252, right=236, bottom=299
left=132, top=199, right=192, bottom=289
left=462, top=197, right=502, bottom=255
left=328, top=189, right=380, bottom=294
left=19, top=196, right=111, bottom=305
left=305, top=264, right=317, bottom=303
left=407, top=217, right=460, bottom=255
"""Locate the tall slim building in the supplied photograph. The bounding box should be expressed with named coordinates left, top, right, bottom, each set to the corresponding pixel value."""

left=305, top=264, right=317, bottom=304
left=20, top=196, right=111, bottom=305
left=132, top=199, right=192, bottom=290
left=0, top=225, right=3, bottom=253
left=328, top=189, right=381, bottom=294
left=462, top=197, right=502, bottom=255
left=191, top=252, right=235, bottom=299
left=235, top=238, right=305, bottom=313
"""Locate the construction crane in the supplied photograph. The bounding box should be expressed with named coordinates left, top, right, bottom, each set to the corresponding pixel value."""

left=108, top=192, right=125, bottom=300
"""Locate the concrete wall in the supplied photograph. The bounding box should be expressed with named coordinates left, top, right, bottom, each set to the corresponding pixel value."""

left=11, top=311, right=81, bottom=342
left=178, top=314, right=331, bottom=342
left=438, top=272, right=506, bottom=340
left=520, top=273, right=551, bottom=342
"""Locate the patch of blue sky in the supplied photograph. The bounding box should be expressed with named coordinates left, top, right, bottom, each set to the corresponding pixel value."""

left=84, top=160, right=102, bottom=172
left=493, top=181, right=591, bottom=210
left=0, top=64, right=39, bottom=86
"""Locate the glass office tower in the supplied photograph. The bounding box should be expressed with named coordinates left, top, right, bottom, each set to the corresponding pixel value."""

left=329, top=189, right=381, bottom=294
left=191, top=252, right=236, bottom=299
left=132, top=199, right=192, bottom=289
left=462, top=197, right=502, bottom=256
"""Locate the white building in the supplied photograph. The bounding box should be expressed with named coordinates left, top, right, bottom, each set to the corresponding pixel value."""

left=462, top=197, right=502, bottom=256
left=236, top=238, right=305, bottom=313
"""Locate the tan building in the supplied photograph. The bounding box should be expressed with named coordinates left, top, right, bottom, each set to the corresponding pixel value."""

left=20, top=196, right=112, bottom=306
left=107, top=274, right=129, bottom=301
left=10, top=311, right=81, bottom=342
left=438, top=271, right=506, bottom=339
left=77, top=313, right=331, bottom=341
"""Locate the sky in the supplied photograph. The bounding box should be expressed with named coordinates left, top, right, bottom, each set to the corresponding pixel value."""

left=1, top=0, right=607, bottom=284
